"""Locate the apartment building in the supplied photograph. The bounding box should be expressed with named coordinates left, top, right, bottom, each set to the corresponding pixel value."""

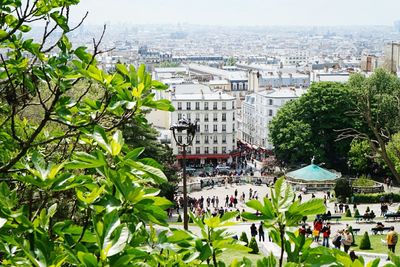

left=240, top=87, right=306, bottom=150
left=170, top=84, right=237, bottom=165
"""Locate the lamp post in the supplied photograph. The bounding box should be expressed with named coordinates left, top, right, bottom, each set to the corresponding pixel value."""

left=170, top=118, right=197, bottom=230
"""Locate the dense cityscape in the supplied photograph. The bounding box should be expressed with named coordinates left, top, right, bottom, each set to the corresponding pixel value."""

left=2, top=0, right=400, bottom=266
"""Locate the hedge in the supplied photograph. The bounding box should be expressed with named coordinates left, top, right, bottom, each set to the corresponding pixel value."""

left=353, top=193, right=400, bottom=204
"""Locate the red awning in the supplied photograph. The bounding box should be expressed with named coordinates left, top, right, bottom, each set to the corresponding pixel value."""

left=176, top=154, right=231, bottom=160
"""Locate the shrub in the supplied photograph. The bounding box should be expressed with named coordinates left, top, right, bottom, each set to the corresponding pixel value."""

left=249, top=237, right=259, bottom=254
left=189, top=216, right=193, bottom=223
left=359, top=232, right=371, bottom=249
left=345, top=208, right=352, bottom=217
left=240, top=232, right=249, bottom=246
left=353, top=193, right=400, bottom=204
left=177, top=214, right=182, bottom=222
left=352, top=176, right=375, bottom=187
left=354, top=209, right=360, bottom=217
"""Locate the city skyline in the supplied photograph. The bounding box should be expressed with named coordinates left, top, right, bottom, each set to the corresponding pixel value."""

left=72, top=0, right=400, bottom=27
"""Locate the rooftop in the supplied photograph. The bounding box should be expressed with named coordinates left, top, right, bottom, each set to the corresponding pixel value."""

left=286, top=164, right=341, bottom=182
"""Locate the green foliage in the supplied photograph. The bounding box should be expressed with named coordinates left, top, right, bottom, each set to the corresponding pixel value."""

left=387, top=132, right=400, bottom=175
left=348, top=69, right=400, bottom=183
left=242, top=177, right=326, bottom=266
left=359, top=232, right=371, bottom=250
left=334, top=179, right=353, bottom=200
left=348, top=140, right=374, bottom=174
left=249, top=237, right=259, bottom=254
left=240, top=232, right=249, bottom=246
left=345, top=208, right=352, bottom=217
left=269, top=82, right=354, bottom=168
left=353, top=193, right=400, bottom=203
left=177, top=213, right=182, bottom=222
left=352, top=176, right=376, bottom=187
left=354, top=209, right=360, bottom=217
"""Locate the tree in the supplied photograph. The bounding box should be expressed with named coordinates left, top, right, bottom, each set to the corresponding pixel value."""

left=386, top=132, right=400, bottom=175
left=334, top=179, right=353, bottom=201
left=348, top=139, right=375, bottom=174
left=269, top=82, right=354, bottom=169
left=341, top=69, right=400, bottom=183
left=123, top=114, right=179, bottom=201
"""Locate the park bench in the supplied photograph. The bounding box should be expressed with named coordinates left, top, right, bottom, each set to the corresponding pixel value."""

left=354, top=214, right=375, bottom=223
left=371, top=226, right=392, bottom=235
left=384, top=213, right=400, bottom=221
left=317, top=215, right=342, bottom=223
left=325, top=215, right=342, bottom=223
left=352, top=228, right=361, bottom=235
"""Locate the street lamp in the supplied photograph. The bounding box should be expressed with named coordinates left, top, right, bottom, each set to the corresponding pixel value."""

left=170, top=118, right=197, bottom=230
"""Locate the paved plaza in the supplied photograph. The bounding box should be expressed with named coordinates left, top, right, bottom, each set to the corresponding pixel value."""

left=171, top=180, right=400, bottom=265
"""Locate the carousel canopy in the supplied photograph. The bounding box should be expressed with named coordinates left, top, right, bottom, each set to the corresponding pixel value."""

left=286, top=164, right=341, bottom=182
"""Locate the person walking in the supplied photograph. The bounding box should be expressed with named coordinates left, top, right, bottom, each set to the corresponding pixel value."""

left=250, top=223, right=258, bottom=238
left=225, top=195, right=229, bottom=207
left=342, top=229, right=353, bottom=253
left=322, top=223, right=331, bottom=247
left=313, top=219, right=323, bottom=243
left=258, top=222, right=265, bottom=242
left=386, top=226, right=398, bottom=260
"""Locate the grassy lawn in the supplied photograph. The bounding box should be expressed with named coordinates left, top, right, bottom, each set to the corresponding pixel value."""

left=219, top=249, right=265, bottom=264
left=352, top=234, right=389, bottom=254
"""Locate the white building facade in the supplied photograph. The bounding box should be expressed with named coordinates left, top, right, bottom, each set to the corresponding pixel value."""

left=240, top=88, right=306, bottom=150
left=170, top=84, right=237, bottom=165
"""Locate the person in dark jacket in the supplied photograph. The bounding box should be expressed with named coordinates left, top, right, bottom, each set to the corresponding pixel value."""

left=250, top=223, right=258, bottom=238
left=258, top=222, right=265, bottom=242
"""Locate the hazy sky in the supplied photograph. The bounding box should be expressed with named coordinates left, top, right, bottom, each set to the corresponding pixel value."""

left=72, top=0, right=400, bottom=26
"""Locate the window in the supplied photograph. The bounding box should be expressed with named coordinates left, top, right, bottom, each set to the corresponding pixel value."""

left=196, top=135, right=200, bottom=144
left=213, top=136, right=218, bottom=144
left=222, top=135, right=226, bottom=144
left=232, top=83, right=237, bottom=90
left=233, top=123, right=235, bottom=132
left=222, top=113, right=226, bottom=122
left=239, top=83, right=243, bottom=90
left=187, top=113, right=191, bottom=121
left=196, top=124, right=200, bottom=132
left=205, top=147, right=209, bottom=154
left=213, top=147, right=218, bottom=154
left=222, top=102, right=226, bottom=110
left=269, top=109, right=273, bottom=116
left=222, top=124, right=226, bottom=132
left=204, top=102, right=209, bottom=110
left=204, top=135, right=209, bottom=144
left=213, top=113, right=218, bottom=122
left=204, top=125, right=209, bottom=133
left=195, top=113, right=200, bottom=121
left=213, top=102, right=217, bottom=110
left=187, top=147, right=191, bottom=154
left=178, top=136, right=182, bottom=143
left=196, top=147, right=200, bottom=154
left=186, top=102, right=191, bottom=110
left=213, top=124, right=218, bottom=132
left=204, top=113, right=209, bottom=122
left=178, top=113, right=182, bottom=120
left=232, top=101, right=235, bottom=109
left=177, top=102, right=182, bottom=110
left=233, top=112, right=235, bottom=121
left=269, top=99, right=273, bottom=105
left=195, top=102, right=200, bottom=110
left=222, top=147, right=226, bottom=154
